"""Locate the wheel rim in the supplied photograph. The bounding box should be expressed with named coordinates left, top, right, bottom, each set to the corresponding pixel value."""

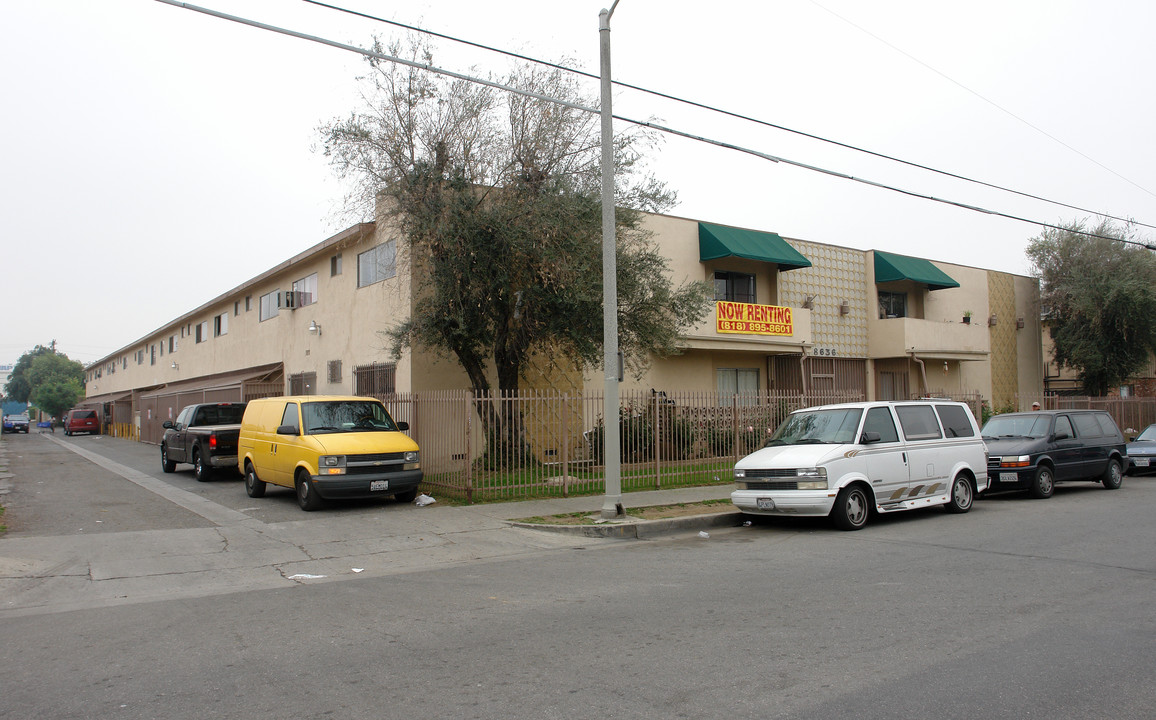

left=246, top=471, right=255, bottom=490
left=162, top=447, right=168, bottom=464
left=1039, top=469, right=1053, bottom=494
left=298, top=477, right=309, bottom=501
left=1110, top=462, right=1122, bottom=486
left=195, top=456, right=203, bottom=477
left=846, top=489, right=867, bottom=526
left=953, top=478, right=973, bottom=508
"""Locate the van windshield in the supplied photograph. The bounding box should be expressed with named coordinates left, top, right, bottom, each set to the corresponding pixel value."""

left=301, top=400, right=399, bottom=434
left=766, top=409, right=863, bottom=446
left=981, top=415, right=1050, bottom=439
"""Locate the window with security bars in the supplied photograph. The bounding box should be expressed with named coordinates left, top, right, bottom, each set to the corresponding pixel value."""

left=327, top=360, right=343, bottom=384
left=354, top=362, right=396, bottom=397
left=288, top=372, right=317, bottom=395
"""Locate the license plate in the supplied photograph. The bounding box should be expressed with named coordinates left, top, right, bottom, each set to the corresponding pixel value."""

left=1136, top=459, right=1150, bottom=467
left=756, top=498, right=775, bottom=510
left=370, top=480, right=389, bottom=491
left=999, top=472, right=1018, bottom=482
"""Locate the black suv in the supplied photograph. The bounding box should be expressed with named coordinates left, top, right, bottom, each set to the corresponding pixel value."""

left=982, top=410, right=1126, bottom=498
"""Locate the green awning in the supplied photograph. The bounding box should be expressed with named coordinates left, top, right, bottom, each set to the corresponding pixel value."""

left=699, top=222, right=811, bottom=271
left=873, top=250, right=959, bottom=291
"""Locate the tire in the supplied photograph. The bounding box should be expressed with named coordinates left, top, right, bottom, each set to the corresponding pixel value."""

left=295, top=470, right=324, bottom=511
left=244, top=463, right=266, bottom=498
left=193, top=449, right=212, bottom=482
left=1029, top=465, right=1055, bottom=499
left=945, top=473, right=974, bottom=513
left=1101, top=458, right=1123, bottom=490
left=394, top=488, right=419, bottom=504
left=830, top=484, right=871, bottom=531
left=161, top=444, right=176, bottom=473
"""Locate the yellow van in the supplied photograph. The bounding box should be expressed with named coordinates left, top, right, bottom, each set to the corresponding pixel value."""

left=238, top=395, right=421, bottom=511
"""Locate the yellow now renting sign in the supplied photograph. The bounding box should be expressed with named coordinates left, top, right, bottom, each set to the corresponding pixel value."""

left=715, top=301, right=794, bottom=336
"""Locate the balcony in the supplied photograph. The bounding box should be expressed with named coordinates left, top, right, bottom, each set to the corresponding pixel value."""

left=868, top=316, right=989, bottom=360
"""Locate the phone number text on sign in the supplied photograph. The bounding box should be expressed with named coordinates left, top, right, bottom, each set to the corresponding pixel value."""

left=716, top=301, right=794, bottom=336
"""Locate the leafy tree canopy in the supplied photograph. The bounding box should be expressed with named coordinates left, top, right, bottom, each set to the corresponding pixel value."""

left=5, top=344, right=59, bottom=403
left=1026, top=219, right=1156, bottom=395
left=319, top=39, right=712, bottom=396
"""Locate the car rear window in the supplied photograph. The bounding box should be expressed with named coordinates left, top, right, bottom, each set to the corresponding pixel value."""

left=935, top=404, right=975, bottom=438
left=895, top=405, right=943, bottom=441
left=1072, top=414, right=1103, bottom=438
left=1095, top=414, right=1120, bottom=439
left=77, top=411, right=97, bottom=420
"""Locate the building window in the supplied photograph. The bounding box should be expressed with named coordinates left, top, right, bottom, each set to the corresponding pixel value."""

left=214, top=313, right=228, bottom=337
left=292, top=273, right=318, bottom=307
left=358, top=241, right=397, bottom=288
left=150, top=345, right=156, bottom=366
left=196, top=321, right=210, bottom=343
left=717, top=368, right=759, bottom=403
left=169, top=336, right=177, bottom=353
left=259, top=289, right=280, bottom=321
left=245, top=295, right=252, bottom=312
left=288, top=372, right=317, bottom=396
left=327, top=360, right=343, bottom=384
left=234, top=301, right=240, bottom=316
left=713, top=271, right=756, bottom=304
left=354, top=362, right=396, bottom=396
left=331, top=253, right=343, bottom=277
left=878, top=291, right=907, bottom=319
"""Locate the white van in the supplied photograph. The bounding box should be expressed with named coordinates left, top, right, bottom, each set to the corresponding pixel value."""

left=732, top=400, right=989, bottom=530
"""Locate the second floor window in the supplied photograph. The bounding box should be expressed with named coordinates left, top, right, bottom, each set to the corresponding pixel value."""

left=878, top=291, right=907, bottom=319
left=714, top=271, right=756, bottom=304
left=259, top=289, right=280, bottom=321
left=358, top=241, right=397, bottom=288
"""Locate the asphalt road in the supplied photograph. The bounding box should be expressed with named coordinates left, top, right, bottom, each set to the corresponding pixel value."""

left=1, top=432, right=1154, bottom=719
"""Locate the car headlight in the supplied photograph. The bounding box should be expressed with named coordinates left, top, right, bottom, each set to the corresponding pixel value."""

left=319, top=455, right=346, bottom=475
left=999, top=455, right=1031, bottom=468
left=733, top=468, right=746, bottom=479
left=796, top=467, right=827, bottom=490
left=404, top=451, right=420, bottom=470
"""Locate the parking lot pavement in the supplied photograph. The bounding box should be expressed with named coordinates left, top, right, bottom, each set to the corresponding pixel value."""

left=0, top=434, right=736, bottom=616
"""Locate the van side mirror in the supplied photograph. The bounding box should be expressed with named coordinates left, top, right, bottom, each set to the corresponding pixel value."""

left=1053, top=432, right=1069, bottom=441
left=162, top=421, right=174, bottom=429
left=276, top=424, right=299, bottom=436
left=860, top=431, right=881, bottom=444
left=397, top=421, right=409, bottom=431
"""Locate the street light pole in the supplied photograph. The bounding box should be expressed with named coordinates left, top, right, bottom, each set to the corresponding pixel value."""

left=599, top=1, right=623, bottom=519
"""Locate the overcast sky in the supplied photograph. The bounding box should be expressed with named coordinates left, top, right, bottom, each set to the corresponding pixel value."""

left=3, top=0, right=1154, bottom=368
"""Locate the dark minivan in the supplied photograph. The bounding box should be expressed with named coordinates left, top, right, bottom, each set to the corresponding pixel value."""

left=982, top=410, right=1126, bottom=498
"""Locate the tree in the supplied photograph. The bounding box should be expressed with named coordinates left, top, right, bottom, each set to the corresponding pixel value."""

left=5, top=346, right=85, bottom=419
left=1026, top=219, right=1156, bottom=395
left=319, top=40, right=712, bottom=396
left=4, top=344, right=56, bottom=403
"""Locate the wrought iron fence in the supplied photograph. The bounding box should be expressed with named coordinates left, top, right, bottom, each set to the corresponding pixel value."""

left=374, top=389, right=864, bottom=503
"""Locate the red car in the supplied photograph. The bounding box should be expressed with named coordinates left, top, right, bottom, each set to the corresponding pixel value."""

left=64, top=409, right=100, bottom=436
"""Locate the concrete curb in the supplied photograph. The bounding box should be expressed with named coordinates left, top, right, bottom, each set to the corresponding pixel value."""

left=508, top=509, right=744, bottom=538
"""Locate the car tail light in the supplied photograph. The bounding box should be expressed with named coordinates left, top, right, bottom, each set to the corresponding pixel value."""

left=209, top=434, right=217, bottom=449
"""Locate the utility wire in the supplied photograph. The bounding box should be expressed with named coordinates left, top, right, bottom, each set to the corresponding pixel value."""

left=301, top=0, right=1156, bottom=232
left=154, top=1, right=1155, bottom=251
left=808, top=0, right=1156, bottom=201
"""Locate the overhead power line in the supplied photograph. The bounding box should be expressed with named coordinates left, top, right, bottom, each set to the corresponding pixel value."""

left=301, top=0, right=1156, bottom=232
left=154, top=1, right=1154, bottom=251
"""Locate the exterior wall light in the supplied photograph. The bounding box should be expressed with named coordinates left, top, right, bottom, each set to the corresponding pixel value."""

left=308, top=321, right=322, bottom=336
left=988, top=314, right=998, bottom=327
left=802, top=296, right=814, bottom=309
left=171, top=362, right=179, bottom=370
left=839, top=300, right=850, bottom=315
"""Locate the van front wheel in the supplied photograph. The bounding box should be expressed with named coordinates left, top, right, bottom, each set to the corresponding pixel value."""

left=831, top=485, right=870, bottom=531
left=296, top=470, right=324, bottom=511
left=945, top=473, right=973, bottom=513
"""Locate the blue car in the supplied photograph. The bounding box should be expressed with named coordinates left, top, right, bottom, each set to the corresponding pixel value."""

left=2, top=414, right=30, bottom=433
left=1126, top=424, right=1156, bottom=475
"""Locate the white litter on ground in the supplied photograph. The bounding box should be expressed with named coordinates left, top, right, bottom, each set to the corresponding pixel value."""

left=286, top=573, right=326, bottom=580
left=414, top=494, right=436, bottom=506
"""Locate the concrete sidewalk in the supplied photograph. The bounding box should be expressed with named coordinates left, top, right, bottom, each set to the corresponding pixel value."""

left=0, top=434, right=742, bottom=616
